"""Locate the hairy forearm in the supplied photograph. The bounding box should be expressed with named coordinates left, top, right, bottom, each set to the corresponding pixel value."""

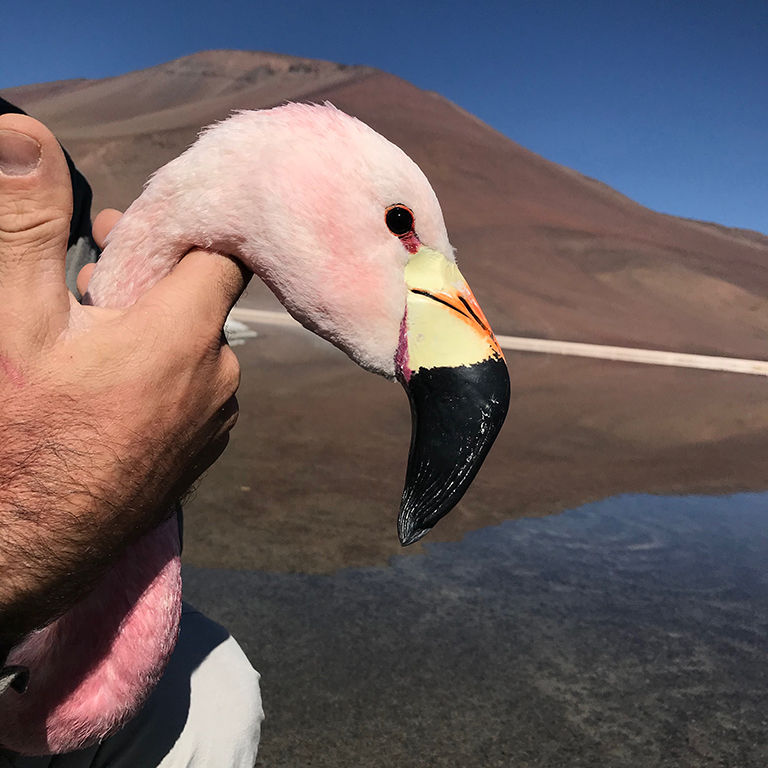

left=0, top=400, right=174, bottom=652
left=0, top=114, right=244, bottom=663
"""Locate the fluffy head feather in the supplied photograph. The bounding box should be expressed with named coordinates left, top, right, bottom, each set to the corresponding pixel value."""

left=87, top=103, right=454, bottom=376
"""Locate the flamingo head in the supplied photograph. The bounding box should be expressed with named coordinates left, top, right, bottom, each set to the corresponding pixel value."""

left=93, top=103, right=511, bottom=544
left=0, top=104, right=510, bottom=759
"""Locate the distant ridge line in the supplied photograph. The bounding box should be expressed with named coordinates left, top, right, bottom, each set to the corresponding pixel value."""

left=229, top=307, right=768, bottom=377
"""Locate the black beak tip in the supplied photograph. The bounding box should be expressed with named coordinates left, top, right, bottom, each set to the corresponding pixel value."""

left=397, top=515, right=431, bottom=547
left=397, top=356, right=510, bottom=545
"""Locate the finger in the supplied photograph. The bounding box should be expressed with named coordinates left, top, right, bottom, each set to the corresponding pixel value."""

left=0, top=114, right=73, bottom=326
left=76, top=263, right=96, bottom=296
left=176, top=433, right=232, bottom=502
left=92, top=208, right=122, bottom=249
left=142, top=248, right=252, bottom=330
left=173, top=396, right=239, bottom=503
left=216, top=394, right=240, bottom=435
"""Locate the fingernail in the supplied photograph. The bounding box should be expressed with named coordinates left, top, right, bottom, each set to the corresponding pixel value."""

left=0, top=131, right=42, bottom=176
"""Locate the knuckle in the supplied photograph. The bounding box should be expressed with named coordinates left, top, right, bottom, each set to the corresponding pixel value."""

left=0, top=197, right=69, bottom=242
left=0, top=202, right=70, bottom=283
left=144, top=291, right=221, bottom=355
left=221, top=397, right=240, bottom=432
left=0, top=224, right=69, bottom=277
left=218, top=346, right=241, bottom=395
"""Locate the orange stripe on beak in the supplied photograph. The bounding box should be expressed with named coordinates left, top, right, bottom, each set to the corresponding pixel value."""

left=409, top=283, right=505, bottom=360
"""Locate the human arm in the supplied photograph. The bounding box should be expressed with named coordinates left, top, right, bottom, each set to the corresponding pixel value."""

left=0, top=115, right=248, bottom=653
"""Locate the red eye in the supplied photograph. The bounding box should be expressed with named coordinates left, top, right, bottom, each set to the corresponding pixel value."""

left=386, top=205, right=414, bottom=236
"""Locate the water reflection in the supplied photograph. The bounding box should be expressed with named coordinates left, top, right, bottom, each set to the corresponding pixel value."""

left=184, top=333, right=768, bottom=574
left=184, top=493, right=768, bottom=767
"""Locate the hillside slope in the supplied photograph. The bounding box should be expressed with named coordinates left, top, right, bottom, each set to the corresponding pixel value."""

left=5, top=49, right=768, bottom=359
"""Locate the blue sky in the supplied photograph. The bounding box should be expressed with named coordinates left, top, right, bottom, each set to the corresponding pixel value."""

left=2, top=0, right=766, bottom=234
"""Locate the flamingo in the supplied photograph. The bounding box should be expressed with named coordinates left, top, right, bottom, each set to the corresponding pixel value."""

left=0, top=103, right=509, bottom=755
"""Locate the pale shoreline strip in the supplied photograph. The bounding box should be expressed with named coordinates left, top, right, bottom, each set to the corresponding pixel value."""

left=230, top=307, right=768, bottom=377
left=231, top=307, right=303, bottom=328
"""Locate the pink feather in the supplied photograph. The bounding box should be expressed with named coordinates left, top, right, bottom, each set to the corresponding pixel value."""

left=0, top=519, right=180, bottom=754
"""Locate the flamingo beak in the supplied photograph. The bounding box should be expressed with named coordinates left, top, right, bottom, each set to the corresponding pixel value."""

left=395, top=247, right=510, bottom=546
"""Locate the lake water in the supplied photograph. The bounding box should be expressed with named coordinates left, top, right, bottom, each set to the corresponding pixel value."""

left=184, top=492, right=768, bottom=767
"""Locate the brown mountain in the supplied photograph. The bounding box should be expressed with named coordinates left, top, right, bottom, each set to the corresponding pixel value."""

left=4, top=50, right=768, bottom=571
left=6, top=49, right=768, bottom=358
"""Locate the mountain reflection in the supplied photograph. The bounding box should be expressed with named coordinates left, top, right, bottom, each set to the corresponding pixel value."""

left=184, top=328, right=768, bottom=573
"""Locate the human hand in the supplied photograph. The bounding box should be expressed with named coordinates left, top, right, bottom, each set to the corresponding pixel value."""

left=74, top=207, right=121, bottom=294
left=0, top=114, right=248, bottom=647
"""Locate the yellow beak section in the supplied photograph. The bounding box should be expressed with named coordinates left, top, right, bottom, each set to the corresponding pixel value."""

left=397, top=246, right=510, bottom=546
left=403, top=247, right=504, bottom=376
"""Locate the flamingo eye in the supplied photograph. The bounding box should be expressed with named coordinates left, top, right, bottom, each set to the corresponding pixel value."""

left=386, top=205, right=414, bottom=236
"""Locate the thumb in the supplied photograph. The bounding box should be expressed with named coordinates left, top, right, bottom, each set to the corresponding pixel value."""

left=0, top=114, right=73, bottom=336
